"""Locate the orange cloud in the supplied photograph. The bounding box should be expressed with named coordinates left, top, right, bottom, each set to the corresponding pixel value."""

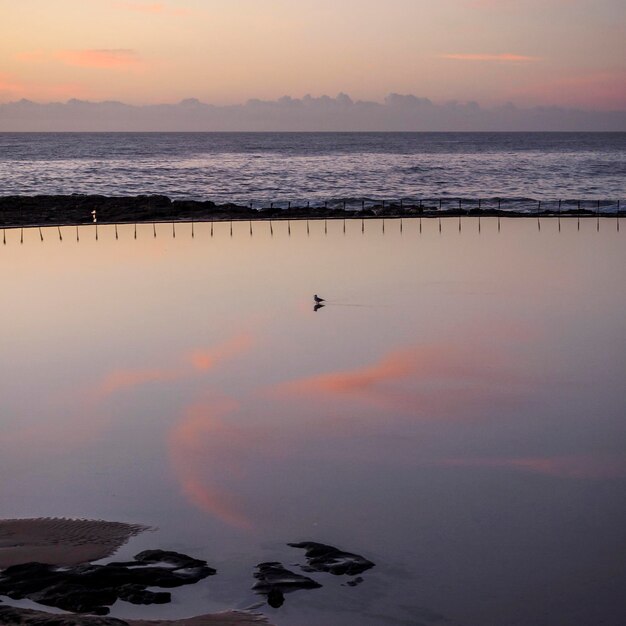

left=56, top=49, right=142, bottom=70
left=0, top=73, right=24, bottom=95
left=188, top=332, right=255, bottom=371
left=442, top=54, right=539, bottom=63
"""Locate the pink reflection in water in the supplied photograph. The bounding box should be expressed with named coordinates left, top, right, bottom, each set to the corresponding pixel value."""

left=167, top=336, right=537, bottom=527
left=168, top=397, right=254, bottom=530
left=272, top=341, right=527, bottom=417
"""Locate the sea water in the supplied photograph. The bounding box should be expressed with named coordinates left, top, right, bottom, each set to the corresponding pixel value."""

left=0, top=132, right=624, bottom=208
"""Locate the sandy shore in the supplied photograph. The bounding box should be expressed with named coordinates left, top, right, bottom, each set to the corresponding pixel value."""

left=0, top=519, right=148, bottom=569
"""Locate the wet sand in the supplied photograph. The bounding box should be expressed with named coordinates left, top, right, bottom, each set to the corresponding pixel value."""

left=0, top=519, right=148, bottom=569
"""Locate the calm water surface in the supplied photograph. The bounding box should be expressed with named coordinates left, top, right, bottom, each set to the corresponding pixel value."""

left=1, top=218, right=625, bottom=626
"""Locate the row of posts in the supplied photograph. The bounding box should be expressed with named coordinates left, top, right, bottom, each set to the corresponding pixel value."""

left=0, top=199, right=623, bottom=231
left=2, top=210, right=621, bottom=245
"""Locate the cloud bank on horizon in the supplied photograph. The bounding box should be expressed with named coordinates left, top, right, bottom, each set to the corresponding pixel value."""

left=1, top=0, right=624, bottom=130
left=1, top=94, right=624, bottom=131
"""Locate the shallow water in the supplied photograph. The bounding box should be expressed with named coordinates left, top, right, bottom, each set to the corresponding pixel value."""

left=1, top=217, right=625, bottom=626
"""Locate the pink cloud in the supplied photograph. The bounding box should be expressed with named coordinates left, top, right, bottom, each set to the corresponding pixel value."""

left=458, top=0, right=573, bottom=9
left=0, top=71, right=92, bottom=102
left=112, top=1, right=191, bottom=17
left=513, top=70, right=626, bottom=110
left=442, top=53, right=540, bottom=63
left=56, top=49, right=142, bottom=70
left=0, top=73, right=24, bottom=95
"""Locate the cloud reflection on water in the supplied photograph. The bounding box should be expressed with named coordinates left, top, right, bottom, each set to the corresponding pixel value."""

left=166, top=336, right=543, bottom=529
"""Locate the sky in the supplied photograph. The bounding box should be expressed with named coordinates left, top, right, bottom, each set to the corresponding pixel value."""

left=1, top=0, right=625, bottom=112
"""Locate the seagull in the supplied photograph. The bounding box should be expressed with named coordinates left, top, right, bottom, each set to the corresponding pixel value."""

left=314, top=294, right=325, bottom=304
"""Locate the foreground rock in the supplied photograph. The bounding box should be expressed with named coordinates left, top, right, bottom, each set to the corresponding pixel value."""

left=252, top=562, right=321, bottom=608
left=0, top=550, right=216, bottom=616
left=288, top=542, right=375, bottom=576
left=0, top=606, right=271, bottom=625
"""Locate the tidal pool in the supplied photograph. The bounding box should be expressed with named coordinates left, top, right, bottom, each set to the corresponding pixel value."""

left=1, top=217, right=625, bottom=626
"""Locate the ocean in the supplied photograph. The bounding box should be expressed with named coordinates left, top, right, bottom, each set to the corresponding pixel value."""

left=1, top=132, right=624, bottom=210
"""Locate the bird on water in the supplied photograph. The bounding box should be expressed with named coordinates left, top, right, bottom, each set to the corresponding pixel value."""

left=314, top=294, right=325, bottom=304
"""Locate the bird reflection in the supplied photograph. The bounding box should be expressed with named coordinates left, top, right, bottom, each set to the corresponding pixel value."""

left=314, top=303, right=326, bottom=312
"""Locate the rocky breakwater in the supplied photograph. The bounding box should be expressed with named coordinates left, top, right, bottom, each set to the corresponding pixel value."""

left=1, top=194, right=599, bottom=229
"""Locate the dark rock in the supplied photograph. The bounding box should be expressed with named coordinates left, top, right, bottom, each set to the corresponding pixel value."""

left=288, top=542, right=375, bottom=576
left=0, top=550, right=216, bottom=615
left=253, top=562, right=321, bottom=607
left=117, top=585, right=170, bottom=605
left=344, top=576, right=364, bottom=587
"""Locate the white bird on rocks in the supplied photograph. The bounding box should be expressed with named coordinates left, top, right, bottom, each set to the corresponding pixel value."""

left=314, top=294, right=325, bottom=304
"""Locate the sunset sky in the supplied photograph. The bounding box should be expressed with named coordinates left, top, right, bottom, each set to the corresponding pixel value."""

left=1, top=0, right=624, bottom=109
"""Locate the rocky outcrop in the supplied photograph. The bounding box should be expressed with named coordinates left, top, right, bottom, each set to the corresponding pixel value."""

left=288, top=542, right=375, bottom=576
left=0, top=550, right=216, bottom=616
left=252, top=562, right=321, bottom=607
left=0, top=194, right=600, bottom=228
